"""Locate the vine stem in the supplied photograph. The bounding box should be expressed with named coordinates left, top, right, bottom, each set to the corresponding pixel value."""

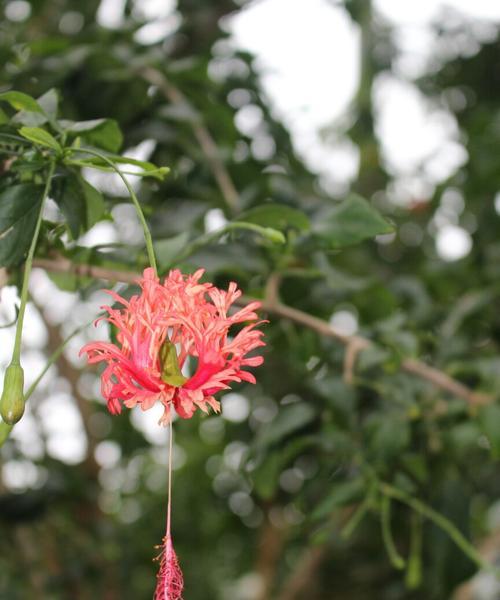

left=66, top=148, right=158, bottom=275
left=379, top=482, right=500, bottom=577
left=380, top=494, right=405, bottom=569
left=11, top=160, right=55, bottom=363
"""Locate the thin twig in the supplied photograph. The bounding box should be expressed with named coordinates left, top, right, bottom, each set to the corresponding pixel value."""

left=33, top=256, right=139, bottom=284
left=31, top=257, right=494, bottom=406
left=141, top=67, right=239, bottom=214
left=343, top=337, right=370, bottom=385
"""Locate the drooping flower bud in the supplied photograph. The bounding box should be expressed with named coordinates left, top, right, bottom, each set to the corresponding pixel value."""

left=0, top=362, right=25, bottom=424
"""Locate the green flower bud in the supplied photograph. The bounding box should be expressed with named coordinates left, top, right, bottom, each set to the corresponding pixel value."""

left=0, top=362, right=25, bottom=425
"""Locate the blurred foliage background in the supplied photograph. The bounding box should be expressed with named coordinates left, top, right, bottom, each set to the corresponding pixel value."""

left=1, top=0, right=500, bottom=598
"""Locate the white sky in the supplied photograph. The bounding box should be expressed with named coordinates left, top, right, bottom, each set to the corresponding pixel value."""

left=230, top=0, right=500, bottom=189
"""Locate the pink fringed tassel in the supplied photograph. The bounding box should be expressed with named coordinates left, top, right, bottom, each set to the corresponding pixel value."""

left=154, top=534, right=184, bottom=600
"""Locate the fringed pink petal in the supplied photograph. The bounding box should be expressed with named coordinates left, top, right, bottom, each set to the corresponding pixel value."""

left=80, top=267, right=265, bottom=421
left=154, top=535, right=184, bottom=600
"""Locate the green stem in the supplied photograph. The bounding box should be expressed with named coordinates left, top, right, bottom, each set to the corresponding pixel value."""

left=405, top=511, right=422, bottom=589
left=66, top=160, right=158, bottom=178
left=380, top=482, right=500, bottom=576
left=341, top=481, right=377, bottom=540
left=11, top=161, right=55, bottom=363
left=67, top=148, right=157, bottom=274
left=380, top=494, right=406, bottom=569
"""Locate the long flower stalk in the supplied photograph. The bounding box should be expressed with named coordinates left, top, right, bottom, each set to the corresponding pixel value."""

left=66, top=147, right=158, bottom=274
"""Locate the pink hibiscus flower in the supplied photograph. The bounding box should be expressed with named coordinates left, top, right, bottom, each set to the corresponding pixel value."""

left=80, top=268, right=265, bottom=423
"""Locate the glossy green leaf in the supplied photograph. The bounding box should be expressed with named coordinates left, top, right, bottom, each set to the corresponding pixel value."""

left=237, top=203, right=310, bottom=232
left=0, top=91, right=44, bottom=114
left=70, top=152, right=170, bottom=180
left=60, top=118, right=123, bottom=152
left=19, top=126, right=61, bottom=152
left=314, top=193, right=394, bottom=248
left=37, top=89, right=59, bottom=120
left=51, top=172, right=105, bottom=238
left=51, top=173, right=86, bottom=239
left=79, top=176, right=106, bottom=230
left=0, top=184, right=43, bottom=266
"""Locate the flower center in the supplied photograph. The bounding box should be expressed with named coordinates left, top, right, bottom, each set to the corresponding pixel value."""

left=159, top=340, right=188, bottom=387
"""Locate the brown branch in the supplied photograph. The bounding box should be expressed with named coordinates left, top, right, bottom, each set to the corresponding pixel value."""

left=32, top=257, right=494, bottom=407
left=276, top=546, right=327, bottom=600
left=0, top=267, right=8, bottom=290
left=33, top=257, right=139, bottom=285
left=401, top=358, right=490, bottom=407
left=141, top=67, right=239, bottom=214
left=255, top=506, right=288, bottom=600
left=33, top=297, right=100, bottom=480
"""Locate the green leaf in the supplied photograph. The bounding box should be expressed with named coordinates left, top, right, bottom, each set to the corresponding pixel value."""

left=51, top=173, right=86, bottom=239
left=237, top=203, right=310, bottom=232
left=312, top=478, right=366, bottom=521
left=61, top=118, right=123, bottom=153
left=0, top=91, right=44, bottom=114
left=256, top=402, right=316, bottom=449
left=252, top=436, right=318, bottom=500
left=171, top=221, right=284, bottom=267
left=80, top=177, right=106, bottom=229
left=478, top=404, right=500, bottom=459
left=52, top=172, right=106, bottom=238
left=37, top=89, right=59, bottom=120
left=19, top=127, right=61, bottom=152
left=252, top=452, right=281, bottom=500
left=69, top=152, right=170, bottom=181
left=314, top=194, right=394, bottom=248
left=0, top=184, right=43, bottom=267
left=366, top=414, right=410, bottom=462
left=154, top=232, right=189, bottom=267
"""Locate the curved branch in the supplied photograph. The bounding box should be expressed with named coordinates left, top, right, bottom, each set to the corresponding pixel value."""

left=140, top=67, right=239, bottom=214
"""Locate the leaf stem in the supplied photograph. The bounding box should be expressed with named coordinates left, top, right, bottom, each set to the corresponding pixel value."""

left=380, top=482, right=500, bottom=576
left=380, top=494, right=406, bottom=569
left=341, top=482, right=376, bottom=540
left=11, top=160, right=55, bottom=363
left=66, top=148, right=157, bottom=274
left=405, top=511, right=422, bottom=589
